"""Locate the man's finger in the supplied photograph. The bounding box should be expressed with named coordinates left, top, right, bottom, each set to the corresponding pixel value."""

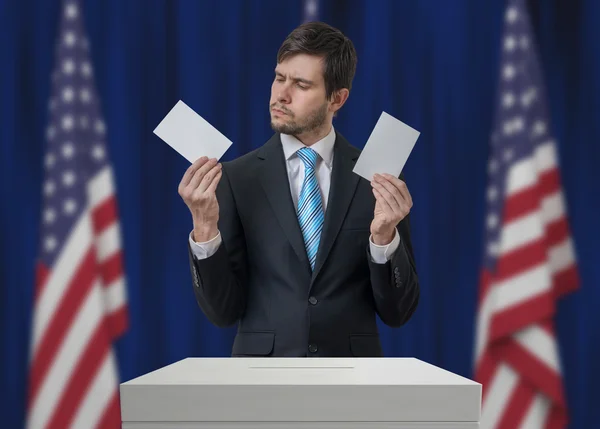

left=180, top=156, right=209, bottom=188
left=372, top=180, right=401, bottom=211
left=197, top=164, right=222, bottom=193
left=374, top=186, right=410, bottom=224
left=206, top=168, right=223, bottom=195
left=374, top=175, right=405, bottom=208
left=188, top=158, right=218, bottom=190
left=373, top=188, right=394, bottom=216
left=373, top=178, right=412, bottom=220
left=382, top=174, right=412, bottom=207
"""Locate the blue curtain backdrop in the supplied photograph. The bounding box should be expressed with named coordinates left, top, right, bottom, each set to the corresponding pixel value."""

left=1, top=0, right=599, bottom=428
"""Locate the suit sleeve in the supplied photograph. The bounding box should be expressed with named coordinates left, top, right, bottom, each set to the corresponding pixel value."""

left=187, top=165, right=248, bottom=327
left=366, top=174, right=420, bottom=327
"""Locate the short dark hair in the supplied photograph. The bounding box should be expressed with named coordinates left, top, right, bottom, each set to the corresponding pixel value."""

left=277, top=21, right=357, bottom=100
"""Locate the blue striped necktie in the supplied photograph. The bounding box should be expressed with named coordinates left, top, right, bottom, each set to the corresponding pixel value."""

left=296, top=147, right=324, bottom=270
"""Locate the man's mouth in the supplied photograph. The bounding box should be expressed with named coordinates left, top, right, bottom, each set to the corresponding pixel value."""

left=271, top=106, right=290, bottom=116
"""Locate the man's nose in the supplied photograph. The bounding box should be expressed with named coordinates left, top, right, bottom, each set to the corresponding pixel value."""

left=277, top=86, right=291, bottom=104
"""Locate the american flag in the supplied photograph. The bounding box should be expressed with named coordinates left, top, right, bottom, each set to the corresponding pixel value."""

left=27, top=0, right=128, bottom=428
left=474, top=0, right=579, bottom=428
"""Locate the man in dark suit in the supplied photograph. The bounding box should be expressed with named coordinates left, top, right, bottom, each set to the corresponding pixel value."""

left=179, top=21, right=419, bottom=357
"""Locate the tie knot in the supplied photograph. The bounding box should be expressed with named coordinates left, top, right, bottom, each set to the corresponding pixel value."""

left=297, top=147, right=319, bottom=170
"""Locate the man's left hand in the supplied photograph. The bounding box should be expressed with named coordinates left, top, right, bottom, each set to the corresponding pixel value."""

left=370, top=173, right=413, bottom=245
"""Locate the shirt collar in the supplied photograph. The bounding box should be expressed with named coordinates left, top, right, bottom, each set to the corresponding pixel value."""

left=280, top=126, right=336, bottom=168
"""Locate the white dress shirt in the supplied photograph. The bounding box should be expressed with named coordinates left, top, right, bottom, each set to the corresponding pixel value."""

left=189, top=126, right=400, bottom=263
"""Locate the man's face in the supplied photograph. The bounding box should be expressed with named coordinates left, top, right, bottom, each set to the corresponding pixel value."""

left=270, top=54, right=329, bottom=136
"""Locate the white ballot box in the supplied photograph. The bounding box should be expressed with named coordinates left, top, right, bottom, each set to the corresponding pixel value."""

left=120, top=357, right=481, bottom=429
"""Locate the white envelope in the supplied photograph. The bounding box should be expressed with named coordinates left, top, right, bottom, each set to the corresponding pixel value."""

left=353, top=111, right=420, bottom=181
left=153, top=100, right=232, bottom=163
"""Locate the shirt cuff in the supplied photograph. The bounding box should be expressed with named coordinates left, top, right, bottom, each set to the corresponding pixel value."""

left=369, top=228, right=400, bottom=264
left=189, top=230, right=222, bottom=260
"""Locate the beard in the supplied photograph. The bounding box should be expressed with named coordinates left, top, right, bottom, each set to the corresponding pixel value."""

left=270, top=102, right=328, bottom=136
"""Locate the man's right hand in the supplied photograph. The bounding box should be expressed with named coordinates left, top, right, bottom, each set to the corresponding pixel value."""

left=178, top=156, right=223, bottom=242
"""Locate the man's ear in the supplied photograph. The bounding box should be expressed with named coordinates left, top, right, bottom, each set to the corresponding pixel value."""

left=329, top=88, right=350, bottom=114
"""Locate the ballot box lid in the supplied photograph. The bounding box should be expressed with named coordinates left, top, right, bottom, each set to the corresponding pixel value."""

left=121, top=357, right=481, bottom=424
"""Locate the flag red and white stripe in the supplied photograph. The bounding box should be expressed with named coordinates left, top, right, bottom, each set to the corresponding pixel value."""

left=27, top=1, right=128, bottom=428
left=474, top=1, right=578, bottom=428
left=475, top=141, right=578, bottom=429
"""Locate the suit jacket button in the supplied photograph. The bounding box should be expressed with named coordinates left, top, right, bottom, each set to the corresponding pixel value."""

left=395, top=280, right=402, bottom=288
left=309, top=296, right=318, bottom=305
left=394, top=267, right=400, bottom=275
left=308, top=343, right=318, bottom=353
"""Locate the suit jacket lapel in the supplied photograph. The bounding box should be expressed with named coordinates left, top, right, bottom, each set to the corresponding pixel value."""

left=258, top=134, right=312, bottom=273
left=310, top=132, right=360, bottom=286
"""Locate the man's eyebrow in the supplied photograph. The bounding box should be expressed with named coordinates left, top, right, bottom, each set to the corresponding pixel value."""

left=291, top=77, right=314, bottom=85
left=274, top=71, right=314, bottom=85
